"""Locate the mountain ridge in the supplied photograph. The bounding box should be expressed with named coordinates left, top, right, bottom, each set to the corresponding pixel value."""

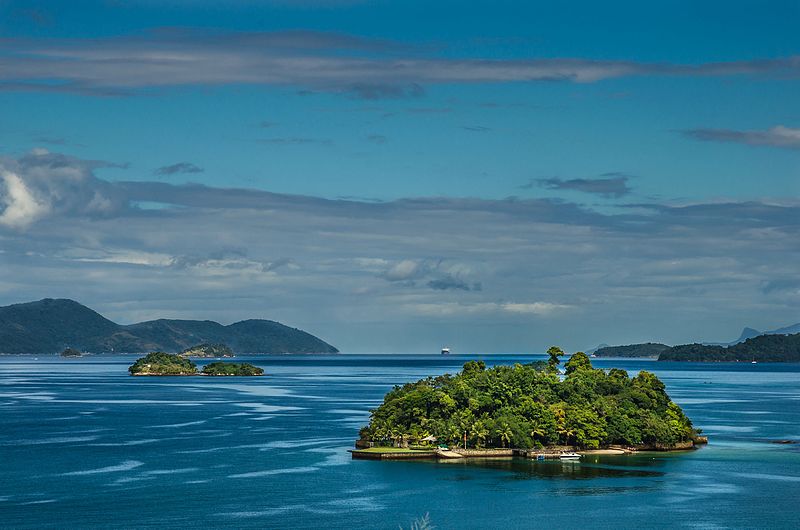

left=0, top=298, right=338, bottom=354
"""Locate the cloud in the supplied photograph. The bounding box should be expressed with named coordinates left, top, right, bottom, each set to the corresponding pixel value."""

left=0, top=171, right=49, bottom=228
left=257, top=137, right=332, bottom=145
left=682, top=125, right=800, bottom=150
left=0, top=149, right=126, bottom=228
left=427, top=275, right=480, bottom=292
left=2, top=29, right=799, bottom=97
left=2, top=150, right=799, bottom=352
left=409, top=301, right=570, bottom=317
left=531, top=175, right=633, bottom=198
left=366, top=134, right=388, bottom=144
left=154, top=162, right=204, bottom=176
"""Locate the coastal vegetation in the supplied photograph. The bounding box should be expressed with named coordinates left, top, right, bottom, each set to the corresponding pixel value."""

left=658, top=333, right=800, bottom=362
left=180, top=343, right=235, bottom=358
left=358, top=349, right=699, bottom=450
left=128, top=352, right=263, bottom=376
left=60, top=347, right=83, bottom=358
left=202, top=361, right=264, bottom=376
left=594, top=343, right=669, bottom=358
left=128, top=352, right=198, bottom=375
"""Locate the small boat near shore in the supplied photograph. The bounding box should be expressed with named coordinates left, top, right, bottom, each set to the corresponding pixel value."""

left=559, top=452, right=581, bottom=460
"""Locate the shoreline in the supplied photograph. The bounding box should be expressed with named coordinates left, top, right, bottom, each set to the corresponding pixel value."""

left=352, top=439, right=706, bottom=460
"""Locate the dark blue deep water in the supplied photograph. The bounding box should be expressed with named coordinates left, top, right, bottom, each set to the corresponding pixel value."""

left=2, top=355, right=799, bottom=529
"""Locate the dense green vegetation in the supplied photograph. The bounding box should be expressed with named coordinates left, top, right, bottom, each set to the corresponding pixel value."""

left=659, top=333, right=800, bottom=362
left=201, top=361, right=264, bottom=376
left=60, top=347, right=83, bottom=357
left=359, top=349, right=698, bottom=450
left=128, top=352, right=198, bottom=375
left=0, top=298, right=338, bottom=354
left=180, top=343, right=235, bottom=358
left=594, top=343, right=669, bottom=358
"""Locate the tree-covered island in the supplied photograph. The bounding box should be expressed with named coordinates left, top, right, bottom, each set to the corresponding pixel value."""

left=357, top=348, right=703, bottom=451
left=202, top=361, right=264, bottom=376
left=128, top=352, right=263, bottom=376
left=179, top=343, right=235, bottom=358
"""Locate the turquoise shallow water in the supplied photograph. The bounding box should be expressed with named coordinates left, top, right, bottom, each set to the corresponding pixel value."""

left=1, top=355, right=799, bottom=529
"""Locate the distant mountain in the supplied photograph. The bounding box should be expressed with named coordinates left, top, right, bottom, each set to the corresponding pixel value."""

left=593, top=343, right=670, bottom=358
left=707, top=323, right=800, bottom=346
left=0, top=299, right=339, bottom=354
left=658, top=333, right=800, bottom=362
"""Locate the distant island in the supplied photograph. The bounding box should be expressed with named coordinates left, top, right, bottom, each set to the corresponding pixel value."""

left=128, top=352, right=264, bottom=376
left=202, top=361, right=264, bottom=376
left=356, top=348, right=704, bottom=454
left=593, top=343, right=669, bottom=358
left=180, top=343, right=235, bottom=358
left=60, top=347, right=83, bottom=358
left=0, top=298, right=338, bottom=354
left=659, top=333, right=800, bottom=362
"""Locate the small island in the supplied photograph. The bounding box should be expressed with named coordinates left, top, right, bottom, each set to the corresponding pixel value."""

left=128, top=352, right=264, bottom=376
left=179, top=343, right=235, bottom=358
left=202, top=361, right=264, bottom=376
left=60, top=347, right=83, bottom=358
left=354, top=348, right=705, bottom=460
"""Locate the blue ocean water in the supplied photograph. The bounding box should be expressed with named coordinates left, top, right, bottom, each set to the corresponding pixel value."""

left=1, top=355, right=799, bottom=529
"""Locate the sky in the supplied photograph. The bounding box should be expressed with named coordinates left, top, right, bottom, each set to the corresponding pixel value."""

left=0, top=0, right=798, bottom=353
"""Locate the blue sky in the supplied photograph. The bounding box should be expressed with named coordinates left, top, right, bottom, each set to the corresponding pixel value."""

left=0, top=1, right=798, bottom=352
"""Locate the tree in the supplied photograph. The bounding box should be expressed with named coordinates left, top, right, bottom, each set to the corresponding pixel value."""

left=564, top=351, right=592, bottom=375
left=546, top=346, right=565, bottom=371
left=497, top=423, right=513, bottom=448
left=472, top=420, right=489, bottom=448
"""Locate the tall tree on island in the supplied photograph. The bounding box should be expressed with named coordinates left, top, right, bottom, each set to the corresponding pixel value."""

left=547, top=346, right=565, bottom=371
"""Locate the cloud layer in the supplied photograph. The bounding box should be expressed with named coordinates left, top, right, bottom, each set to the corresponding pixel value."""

left=1, top=150, right=798, bottom=352
left=683, top=125, right=800, bottom=150
left=2, top=28, right=800, bottom=96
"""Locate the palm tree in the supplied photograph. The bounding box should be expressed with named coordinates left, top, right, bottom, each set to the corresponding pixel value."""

left=530, top=426, right=546, bottom=446
left=472, top=420, right=489, bottom=449
left=497, top=423, right=513, bottom=448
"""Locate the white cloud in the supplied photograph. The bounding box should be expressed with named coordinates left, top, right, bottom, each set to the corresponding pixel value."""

left=0, top=171, right=49, bottom=228
left=1, top=150, right=798, bottom=352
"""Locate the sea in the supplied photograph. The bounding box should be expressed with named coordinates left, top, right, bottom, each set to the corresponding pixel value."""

left=1, top=354, right=799, bottom=529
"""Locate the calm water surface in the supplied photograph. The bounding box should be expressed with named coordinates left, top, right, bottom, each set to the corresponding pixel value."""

left=2, top=355, right=799, bottom=529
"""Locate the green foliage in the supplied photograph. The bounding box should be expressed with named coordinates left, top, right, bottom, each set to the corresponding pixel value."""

left=594, top=343, right=669, bottom=358
left=564, top=351, right=592, bottom=375
left=128, top=352, right=197, bottom=375
left=360, top=352, right=697, bottom=449
left=60, top=347, right=82, bottom=357
left=180, top=343, right=234, bottom=357
left=658, top=333, right=800, bottom=362
left=201, top=361, right=264, bottom=376
left=546, top=346, right=565, bottom=371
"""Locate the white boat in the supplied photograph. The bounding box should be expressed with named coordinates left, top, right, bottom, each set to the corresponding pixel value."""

left=441, top=347, right=450, bottom=355
left=751, top=360, right=757, bottom=364
left=560, top=452, right=581, bottom=460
